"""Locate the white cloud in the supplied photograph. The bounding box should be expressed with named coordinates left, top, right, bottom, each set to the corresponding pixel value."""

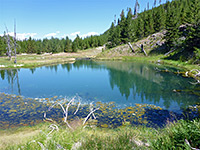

left=44, top=31, right=60, bottom=38
left=81, top=32, right=99, bottom=38
left=0, top=32, right=37, bottom=40
left=68, top=31, right=99, bottom=40
left=70, top=31, right=81, bottom=36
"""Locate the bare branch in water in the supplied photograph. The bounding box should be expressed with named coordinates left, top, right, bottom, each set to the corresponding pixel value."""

left=83, top=107, right=99, bottom=125
left=185, top=139, right=200, bottom=150
left=74, top=101, right=81, bottom=115
left=189, top=80, right=200, bottom=85
left=64, top=96, right=75, bottom=122
left=89, top=102, right=97, bottom=119
left=43, top=112, right=55, bottom=123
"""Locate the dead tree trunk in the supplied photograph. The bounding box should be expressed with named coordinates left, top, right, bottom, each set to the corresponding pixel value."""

left=5, top=25, right=12, bottom=61
left=141, top=44, right=147, bottom=56
left=14, top=20, right=17, bottom=64
left=128, top=42, right=134, bottom=53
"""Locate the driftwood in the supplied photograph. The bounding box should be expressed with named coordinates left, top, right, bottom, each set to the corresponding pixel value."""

left=128, top=42, right=134, bottom=52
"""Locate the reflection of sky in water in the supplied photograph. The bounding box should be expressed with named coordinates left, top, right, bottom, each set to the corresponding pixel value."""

left=0, top=60, right=199, bottom=112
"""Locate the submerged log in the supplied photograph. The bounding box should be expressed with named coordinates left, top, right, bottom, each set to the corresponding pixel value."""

left=128, top=42, right=134, bottom=53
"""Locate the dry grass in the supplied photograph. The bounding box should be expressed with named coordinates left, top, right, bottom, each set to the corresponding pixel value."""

left=0, top=47, right=102, bottom=69
left=0, top=129, right=40, bottom=149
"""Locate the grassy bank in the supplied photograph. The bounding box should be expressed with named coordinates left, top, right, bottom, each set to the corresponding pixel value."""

left=0, top=48, right=102, bottom=69
left=0, top=45, right=199, bottom=72
left=1, top=119, right=200, bottom=150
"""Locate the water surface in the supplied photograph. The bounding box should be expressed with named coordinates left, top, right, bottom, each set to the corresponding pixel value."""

left=0, top=60, right=199, bottom=112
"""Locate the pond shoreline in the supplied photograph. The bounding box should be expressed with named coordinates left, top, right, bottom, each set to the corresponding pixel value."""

left=0, top=92, right=199, bottom=149
left=0, top=49, right=200, bottom=86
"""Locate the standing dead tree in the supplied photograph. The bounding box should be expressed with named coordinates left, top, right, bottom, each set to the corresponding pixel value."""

left=133, top=0, right=139, bottom=20
left=5, top=25, right=12, bottom=61
left=14, top=20, right=17, bottom=64
left=154, top=0, right=157, bottom=7
left=4, top=21, right=17, bottom=63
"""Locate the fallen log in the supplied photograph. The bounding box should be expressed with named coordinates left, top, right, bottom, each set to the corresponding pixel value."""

left=128, top=42, right=134, bottom=53
left=141, top=44, right=147, bottom=56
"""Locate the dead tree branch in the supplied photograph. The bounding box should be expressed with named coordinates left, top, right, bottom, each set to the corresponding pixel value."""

left=83, top=107, right=100, bottom=125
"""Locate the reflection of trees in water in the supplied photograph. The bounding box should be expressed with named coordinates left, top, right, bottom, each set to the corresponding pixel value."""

left=0, top=69, right=21, bottom=95
left=0, top=60, right=198, bottom=109
left=103, top=61, right=198, bottom=108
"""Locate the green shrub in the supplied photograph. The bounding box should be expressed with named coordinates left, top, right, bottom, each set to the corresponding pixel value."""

left=152, top=119, right=200, bottom=149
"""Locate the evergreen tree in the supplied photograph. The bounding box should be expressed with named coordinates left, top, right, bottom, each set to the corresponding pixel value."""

left=165, top=5, right=180, bottom=50
left=124, top=8, right=134, bottom=42
left=135, top=14, right=145, bottom=40
left=64, top=36, right=72, bottom=52
left=27, top=37, right=35, bottom=53
left=119, top=10, right=127, bottom=43
left=185, top=0, right=200, bottom=53
left=72, top=41, right=78, bottom=52
left=153, top=5, right=166, bottom=32
left=0, top=36, right=7, bottom=56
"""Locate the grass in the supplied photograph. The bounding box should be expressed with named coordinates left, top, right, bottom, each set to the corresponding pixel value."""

left=0, top=123, right=46, bottom=149
left=97, top=53, right=200, bottom=74
left=1, top=119, right=200, bottom=150
left=0, top=48, right=102, bottom=69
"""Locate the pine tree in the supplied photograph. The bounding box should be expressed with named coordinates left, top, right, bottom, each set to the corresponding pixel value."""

left=108, top=22, right=118, bottom=48
left=27, top=37, right=35, bottom=53
left=124, top=8, right=134, bottom=42
left=0, top=36, right=7, bottom=56
left=119, top=10, right=127, bottom=44
left=153, top=5, right=166, bottom=32
left=72, top=40, right=78, bottom=52
left=185, top=0, right=200, bottom=52
left=165, top=5, right=180, bottom=50
left=135, top=15, right=145, bottom=40
left=143, top=11, right=150, bottom=36
left=64, top=36, right=71, bottom=52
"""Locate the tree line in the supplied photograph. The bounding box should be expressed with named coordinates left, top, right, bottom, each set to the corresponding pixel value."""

left=0, top=33, right=107, bottom=55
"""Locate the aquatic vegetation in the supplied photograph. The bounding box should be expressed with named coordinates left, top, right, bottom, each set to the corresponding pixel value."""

left=1, top=92, right=200, bottom=149
left=0, top=93, right=199, bottom=130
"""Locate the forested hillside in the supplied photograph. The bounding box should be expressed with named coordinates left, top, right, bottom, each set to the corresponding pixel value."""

left=106, top=0, right=200, bottom=63
left=0, top=0, right=199, bottom=63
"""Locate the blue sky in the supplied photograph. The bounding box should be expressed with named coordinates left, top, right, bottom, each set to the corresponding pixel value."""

left=0, top=0, right=165, bottom=40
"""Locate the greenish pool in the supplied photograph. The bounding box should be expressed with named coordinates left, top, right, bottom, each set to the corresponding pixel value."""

left=0, top=60, right=199, bottom=112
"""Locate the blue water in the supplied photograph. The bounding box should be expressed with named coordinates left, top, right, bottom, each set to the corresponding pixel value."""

left=0, top=60, right=199, bottom=112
